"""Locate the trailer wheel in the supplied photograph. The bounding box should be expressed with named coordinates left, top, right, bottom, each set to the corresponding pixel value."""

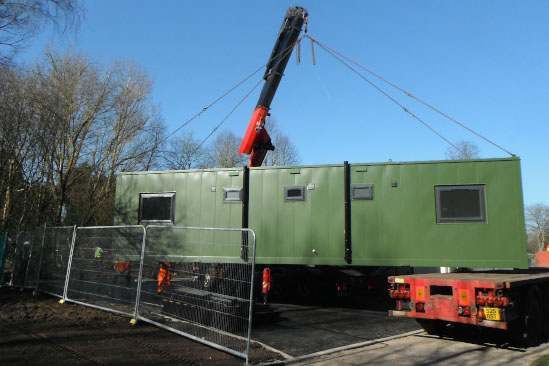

left=526, top=287, right=543, bottom=346
left=542, top=285, right=549, bottom=338
left=416, top=319, right=444, bottom=336
left=513, top=286, right=543, bottom=346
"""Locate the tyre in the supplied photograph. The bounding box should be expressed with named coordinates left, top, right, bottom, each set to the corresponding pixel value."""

left=543, top=285, right=549, bottom=338
left=511, top=286, right=543, bottom=346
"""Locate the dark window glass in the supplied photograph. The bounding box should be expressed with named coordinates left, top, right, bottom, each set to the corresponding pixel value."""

left=139, top=193, right=175, bottom=224
left=284, top=186, right=305, bottom=201
left=223, top=188, right=242, bottom=203
left=435, top=185, right=486, bottom=223
left=351, top=184, right=374, bottom=200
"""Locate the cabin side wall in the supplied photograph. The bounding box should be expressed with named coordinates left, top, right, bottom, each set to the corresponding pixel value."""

left=249, top=159, right=527, bottom=268
left=114, top=159, right=528, bottom=268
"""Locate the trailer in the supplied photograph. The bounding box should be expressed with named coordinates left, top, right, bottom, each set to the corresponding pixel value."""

left=388, top=271, right=549, bottom=345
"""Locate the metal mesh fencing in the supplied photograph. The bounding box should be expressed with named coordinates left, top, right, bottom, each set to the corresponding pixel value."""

left=65, top=226, right=146, bottom=318
left=136, top=226, right=256, bottom=361
left=2, top=233, right=17, bottom=286
left=6, top=224, right=257, bottom=363
left=36, top=226, right=76, bottom=298
left=10, top=228, right=46, bottom=288
left=0, top=233, right=8, bottom=284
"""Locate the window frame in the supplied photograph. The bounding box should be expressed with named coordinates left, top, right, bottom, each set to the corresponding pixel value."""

left=435, top=184, right=486, bottom=223
left=223, top=187, right=243, bottom=203
left=138, top=192, right=176, bottom=225
left=351, top=184, right=374, bottom=200
left=284, top=186, right=306, bottom=202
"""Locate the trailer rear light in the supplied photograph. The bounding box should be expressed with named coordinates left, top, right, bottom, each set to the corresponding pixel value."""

left=486, top=297, right=494, bottom=306
left=389, top=286, right=411, bottom=299
left=458, top=306, right=471, bottom=317
left=494, top=298, right=504, bottom=307
left=477, top=310, right=484, bottom=319
left=337, top=284, right=348, bottom=292
left=416, top=302, right=425, bottom=312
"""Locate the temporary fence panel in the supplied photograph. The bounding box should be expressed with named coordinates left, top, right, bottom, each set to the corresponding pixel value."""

left=10, top=229, right=45, bottom=288
left=3, top=233, right=18, bottom=286
left=9, top=233, right=22, bottom=286
left=137, top=226, right=256, bottom=362
left=37, top=226, right=76, bottom=298
left=64, top=226, right=146, bottom=318
left=0, top=233, right=7, bottom=284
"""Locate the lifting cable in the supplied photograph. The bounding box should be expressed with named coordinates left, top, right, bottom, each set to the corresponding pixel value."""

left=159, top=36, right=305, bottom=147
left=187, top=39, right=302, bottom=153
left=306, top=35, right=515, bottom=157
left=190, top=78, right=264, bottom=157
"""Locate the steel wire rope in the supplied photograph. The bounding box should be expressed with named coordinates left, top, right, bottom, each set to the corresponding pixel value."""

left=159, top=36, right=305, bottom=147
left=189, top=77, right=264, bottom=158
left=307, top=35, right=515, bottom=157
left=306, top=35, right=459, bottom=151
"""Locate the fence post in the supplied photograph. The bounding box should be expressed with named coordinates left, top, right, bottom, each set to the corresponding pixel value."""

left=245, top=230, right=257, bottom=365
left=34, top=224, right=47, bottom=293
left=8, top=232, right=20, bottom=287
left=132, top=225, right=147, bottom=323
left=23, top=232, right=36, bottom=288
left=0, top=233, right=7, bottom=284
left=62, top=225, right=78, bottom=302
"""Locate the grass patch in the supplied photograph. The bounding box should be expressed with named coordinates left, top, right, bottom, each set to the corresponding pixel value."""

left=531, top=354, right=549, bottom=366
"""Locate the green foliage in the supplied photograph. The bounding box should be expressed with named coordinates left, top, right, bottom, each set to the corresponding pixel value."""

left=531, top=355, right=549, bottom=366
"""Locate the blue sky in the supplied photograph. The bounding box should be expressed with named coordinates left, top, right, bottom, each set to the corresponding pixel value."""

left=19, top=1, right=548, bottom=206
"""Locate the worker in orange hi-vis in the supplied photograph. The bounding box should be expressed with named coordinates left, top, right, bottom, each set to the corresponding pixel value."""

left=157, top=261, right=171, bottom=294
left=110, top=260, right=132, bottom=298
left=262, top=268, right=271, bottom=304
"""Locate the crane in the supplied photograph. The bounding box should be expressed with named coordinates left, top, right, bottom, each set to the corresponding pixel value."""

left=238, top=6, right=308, bottom=167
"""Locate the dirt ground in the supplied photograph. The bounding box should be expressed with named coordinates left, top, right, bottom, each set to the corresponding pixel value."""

left=0, top=287, right=282, bottom=366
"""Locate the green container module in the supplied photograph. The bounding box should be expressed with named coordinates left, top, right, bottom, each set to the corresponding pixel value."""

left=114, top=157, right=527, bottom=269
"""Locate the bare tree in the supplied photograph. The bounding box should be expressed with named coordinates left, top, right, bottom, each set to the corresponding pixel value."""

left=162, top=131, right=206, bottom=170
left=263, top=116, right=300, bottom=166
left=205, top=130, right=246, bottom=168
left=0, top=0, right=83, bottom=66
left=445, top=140, right=480, bottom=160
left=68, top=58, right=165, bottom=225
left=0, top=49, right=164, bottom=230
left=0, top=66, right=49, bottom=231
left=526, top=203, right=549, bottom=252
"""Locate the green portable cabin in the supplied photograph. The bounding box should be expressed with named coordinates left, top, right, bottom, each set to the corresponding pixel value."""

left=114, top=157, right=528, bottom=269
left=114, top=168, right=245, bottom=260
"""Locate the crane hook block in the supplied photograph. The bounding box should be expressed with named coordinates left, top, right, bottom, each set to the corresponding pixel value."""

left=239, top=106, right=270, bottom=154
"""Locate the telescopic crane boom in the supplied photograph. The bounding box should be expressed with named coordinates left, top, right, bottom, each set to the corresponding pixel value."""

left=238, top=6, right=308, bottom=167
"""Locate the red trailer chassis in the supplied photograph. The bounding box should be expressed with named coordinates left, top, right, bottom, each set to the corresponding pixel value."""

left=388, top=272, right=549, bottom=345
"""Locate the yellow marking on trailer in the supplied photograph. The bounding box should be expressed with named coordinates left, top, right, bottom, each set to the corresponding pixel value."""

left=416, top=287, right=425, bottom=301
left=459, top=289, right=469, bottom=306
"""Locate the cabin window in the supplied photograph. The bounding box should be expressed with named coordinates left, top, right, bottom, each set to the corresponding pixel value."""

left=223, top=188, right=243, bottom=203
left=351, top=184, right=374, bottom=200
left=284, top=186, right=306, bottom=201
left=139, top=192, right=175, bottom=225
left=435, top=185, right=486, bottom=223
